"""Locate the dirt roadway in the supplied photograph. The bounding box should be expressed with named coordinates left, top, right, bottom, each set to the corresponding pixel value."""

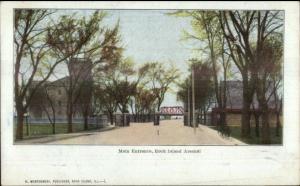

left=45, top=120, right=245, bottom=145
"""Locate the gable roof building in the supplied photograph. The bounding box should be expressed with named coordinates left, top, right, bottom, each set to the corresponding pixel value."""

left=224, top=80, right=277, bottom=110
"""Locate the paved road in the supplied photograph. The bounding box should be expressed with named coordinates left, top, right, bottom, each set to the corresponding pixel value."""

left=44, top=120, right=245, bottom=145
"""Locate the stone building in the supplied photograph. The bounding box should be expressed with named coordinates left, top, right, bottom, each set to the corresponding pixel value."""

left=210, top=80, right=280, bottom=127
left=28, top=58, right=93, bottom=120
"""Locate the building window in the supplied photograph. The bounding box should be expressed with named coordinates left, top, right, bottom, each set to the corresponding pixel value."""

left=58, top=89, right=61, bottom=95
left=58, top=101, right=62, bottom=107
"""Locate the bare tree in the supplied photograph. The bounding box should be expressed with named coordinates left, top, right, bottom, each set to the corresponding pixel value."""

left=144, top=62, right=180, bottom=112
left=219, top=10, right=283, bottom=143
left=171, top=11, right=232, bottom=134
left=112, top=58, right=137, bottom=114
left=38, top=85, right=56, bottom=134
left=77, top=80, right=93, bottom=130
left=94, top=82, right=118, bottom=125
left=130, top=87, right=156, bottom=122
left=177, top=60, right=214, bottom=126
left=218, top=11, right=258, bottom=138
left=14, top=10, right=94, bottom=139
left=47, top=11, right=122, bottom=132
left=257, top=33, right=283, bottom=142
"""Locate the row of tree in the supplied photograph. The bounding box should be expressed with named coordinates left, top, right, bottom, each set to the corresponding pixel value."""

left=174, top=10, right=283, bottom=144
left=14, top=9, right=179, bottom=140
left=177, top=59, right=214, bottom=125
left=93, top=58, right=180, bottom=125
left=14, top=10, right=120, bottom=139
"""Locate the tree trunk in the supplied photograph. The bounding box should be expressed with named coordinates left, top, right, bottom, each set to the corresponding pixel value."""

left=67, top=91, right=73, bottom=133
left=16, top=108, right=24, bottom=140
left=241, top=76, right=252, bottom=138
left=254, top=112, right=260, bottom=137
left=52, top=110, right=56, bottom=134
left=261, top=106, right=270, bottom=144
left=52, top=112, right=56, bottom=134
left=157, top=104, right=160, bottom=113
left=220, top=111, right=226, bottom=128
left=255, top=76, right=271, bottom=144
left=52, top=122, right=56, bottom=134
left=84, top=115, right=88, bottom=130
left=218, top=109, right=227, bottom=135
left=222, top=68, right=228, bottom=129
left=67, top=113, right=73, bottom=133
left=276, top=111, right=281, bottom=137
left=109, top=112, right=114, bottom=125
left=241, top=101, right=251, bottom=138
left=67, top=102, right=73, bottom=133
left=204, top=109, right=207, bottom=125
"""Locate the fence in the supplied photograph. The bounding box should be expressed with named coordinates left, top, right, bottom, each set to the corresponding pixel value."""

left=184, top=112, right=211, bottom=127
left=128, top=114, right=178, bottom=123
left=114, top=114, right=130, bottom=127
left=128, top=114, right=155, bottom=123
left=14, top=115, right=109, bottom=137
left=19, top=115, right=108, bottom=126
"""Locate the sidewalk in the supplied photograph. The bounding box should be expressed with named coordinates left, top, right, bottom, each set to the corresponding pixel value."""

left=15, top=125, right=115, bottom=144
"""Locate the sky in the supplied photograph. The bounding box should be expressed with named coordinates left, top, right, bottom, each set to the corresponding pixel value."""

left=105, top=10, right=191, bottom=66
left=104, top=10, right=193, bottom=107
left=49, top=9, right=194, bottom=107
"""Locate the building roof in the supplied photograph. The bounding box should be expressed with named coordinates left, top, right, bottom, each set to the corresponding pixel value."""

left=47, top=76, right=69, bottom=87
left=225, top=80, right=277, bottom=109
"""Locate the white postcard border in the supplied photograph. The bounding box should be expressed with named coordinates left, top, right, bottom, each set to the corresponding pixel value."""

left=1, top=1, right=299, bottom=185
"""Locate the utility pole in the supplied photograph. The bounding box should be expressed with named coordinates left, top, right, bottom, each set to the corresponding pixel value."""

left=192, top=65, right=196, bottom=133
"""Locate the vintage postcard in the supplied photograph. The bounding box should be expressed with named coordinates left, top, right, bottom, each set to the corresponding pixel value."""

left=1, top=1, right=299, bottom=185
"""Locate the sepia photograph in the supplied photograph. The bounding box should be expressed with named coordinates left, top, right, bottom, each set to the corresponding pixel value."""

left=1, top=1, right=299, bottom=185
left=13, top=8, right=284, bottom=145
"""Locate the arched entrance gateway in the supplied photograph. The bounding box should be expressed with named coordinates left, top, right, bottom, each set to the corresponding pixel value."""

left=153, top=106, right=185, bottom=125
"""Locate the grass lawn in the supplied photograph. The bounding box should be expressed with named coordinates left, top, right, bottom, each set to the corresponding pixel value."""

left=230, top=126, right=282, bottom=144
left=15, top=123, right=103, bottom=139
left=210, top=125, right=282, bottom=145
